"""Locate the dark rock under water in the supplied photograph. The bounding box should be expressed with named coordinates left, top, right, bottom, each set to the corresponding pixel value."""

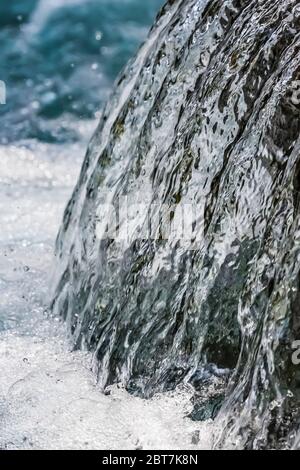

left=53, top=0, right=300, bottom=449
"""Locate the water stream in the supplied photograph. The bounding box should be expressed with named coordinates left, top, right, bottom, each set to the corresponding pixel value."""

left=1, top=0, right=300, bottom=450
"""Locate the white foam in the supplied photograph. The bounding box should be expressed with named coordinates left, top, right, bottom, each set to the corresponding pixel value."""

left=0, top=328, right=213, bottom=450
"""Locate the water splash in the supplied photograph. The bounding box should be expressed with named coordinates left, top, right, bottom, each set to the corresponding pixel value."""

left=1, top=329, right=214, bottom=450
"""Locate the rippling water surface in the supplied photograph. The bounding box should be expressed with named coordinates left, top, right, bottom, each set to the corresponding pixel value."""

left=0, top=0, right=209, bottom=451
left=52, top=0, right=300, bottom=449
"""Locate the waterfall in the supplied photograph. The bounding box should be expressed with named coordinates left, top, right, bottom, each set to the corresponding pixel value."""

left=52, top=0, right=300, bottom=449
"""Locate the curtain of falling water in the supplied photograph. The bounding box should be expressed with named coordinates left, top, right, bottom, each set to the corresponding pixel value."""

left=52, top=0, right=300, bottom=449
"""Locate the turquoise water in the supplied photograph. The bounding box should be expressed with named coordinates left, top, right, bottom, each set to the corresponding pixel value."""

left=0, top=0, right=163, bottom=143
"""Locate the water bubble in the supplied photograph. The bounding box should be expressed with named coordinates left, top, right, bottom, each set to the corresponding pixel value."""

left=31, top=101, right=40, bottom=111
left=41, top=92, right=57, bottom=106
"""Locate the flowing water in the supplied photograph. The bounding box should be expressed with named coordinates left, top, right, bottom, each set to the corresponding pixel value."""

left=52, top=0, right=300, bottom=450
left=0, top=0, right=214, bottom=451
left=1, top=0, right=300, bottom=451
left=0, top=134, right=215, bottom=450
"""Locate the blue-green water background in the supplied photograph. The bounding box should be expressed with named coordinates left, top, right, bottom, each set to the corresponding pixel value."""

left=0, top=0, right=163, bottom=143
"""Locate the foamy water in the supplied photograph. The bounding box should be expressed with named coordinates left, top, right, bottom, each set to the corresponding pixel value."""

left=0, top=330, right=213, bottom=450
left=0, top=133, right=214, bottom=450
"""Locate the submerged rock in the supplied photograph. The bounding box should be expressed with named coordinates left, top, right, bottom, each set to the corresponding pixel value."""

left=53, top=0, right=300, bottom=448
